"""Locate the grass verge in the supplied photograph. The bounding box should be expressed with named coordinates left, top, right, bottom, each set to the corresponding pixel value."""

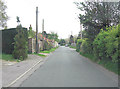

left=0, top=53, right=19, bottom=62
left=40, top=47, right=58, bottom=53
left=80, top=52, right=119, bottom=75
left=69, top=46, right=76, bottom=49
left=33, top=53, right=46, bottom=57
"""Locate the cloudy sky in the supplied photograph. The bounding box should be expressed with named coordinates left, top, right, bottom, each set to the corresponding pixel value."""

left=6, top=0, right=84, bottom=39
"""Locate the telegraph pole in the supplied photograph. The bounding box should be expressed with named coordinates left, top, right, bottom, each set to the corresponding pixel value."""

left=42, top=19, right=44, bottom=33
left=36, top=7, right=38, bottom=53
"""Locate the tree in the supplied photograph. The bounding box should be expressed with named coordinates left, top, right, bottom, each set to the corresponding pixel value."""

left=75, top=2, right=120, bottom=41
left=0, top=0, right=8, bottom=29
left=47, top=32, right=59, bottom=42
left=75, top=1, right=120, bottom=53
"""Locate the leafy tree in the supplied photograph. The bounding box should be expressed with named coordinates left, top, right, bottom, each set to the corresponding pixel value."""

left=12, top=25, right=28, bottom=60
left=0, top=0, right=8, bottom=29
left=75, top=1, right=120, bottom=53
left=47, top=32, right=59, bottom=42
left=75, top=2, right=120, bottom=41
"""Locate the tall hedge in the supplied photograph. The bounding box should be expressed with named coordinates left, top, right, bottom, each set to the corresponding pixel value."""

left=93, top=24, right=119, bottom=63
left=76, top=39, right=83, bottom=52
left=80, top=38, right=92, bottom=54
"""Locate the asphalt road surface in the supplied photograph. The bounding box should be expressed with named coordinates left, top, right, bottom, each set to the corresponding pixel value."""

left=20, top=46, right=118, bottom=87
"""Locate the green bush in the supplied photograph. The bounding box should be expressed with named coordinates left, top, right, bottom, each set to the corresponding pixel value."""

left=93, top=29, right=109, bottom=60
left=76, top=39, right=83, bottom=52
left=43, top=40, right=53, bottom=51
left=105, top=25, right=119, bottom=63
left=80, top=38, right=92, bottom=54
left=12, top=25, right=28, bottom=60
left=93, top=24, right=119, bottom=63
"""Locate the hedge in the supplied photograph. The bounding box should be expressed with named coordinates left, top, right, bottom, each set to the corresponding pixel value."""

left=76, top=38, right=93, bottom=54
left=93, top=24, right=119, bottom=63
left=80, top=38, right=93, bottom=54
left=76, top=39, right=83, bottom=52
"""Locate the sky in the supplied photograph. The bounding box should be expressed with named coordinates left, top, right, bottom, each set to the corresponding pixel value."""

left=6, top=0, right=84, bottom=39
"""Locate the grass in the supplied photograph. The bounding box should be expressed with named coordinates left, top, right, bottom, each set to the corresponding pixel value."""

left=34, top=47, right=58, bottom=57
left=69, top=46, right=76, bottom=49
left=0, top=53, right=19, bottom=62
left=33, top=53, right=46, bottom=57
left=79, top=52, right=119, bottom=75
left=40, top=47, right=58, bottom=53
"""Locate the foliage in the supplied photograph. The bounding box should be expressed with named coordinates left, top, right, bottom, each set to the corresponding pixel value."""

left=76, top=38, right=92, bottom=53
left=69, top=45, right=76, bottom=49
left=93, top=29, right=109, bottom=60
left=40, top=47, right=58, bottom=53
left=41, top=31, right=59, bottom=51
left=0, top=0, right=8, bottom=29
left=28, top=25, right=35, bottom=38
left=80, top=52, right=119, bottom=75
left=33, top=53, right=46, bottom=57
left=12, top=25, right=28, bottom=60
left=76, top=39, right=83, bottom=52
left=93, top=24, right=119, bottom=63
left=80, top=38, right=92, bottom=54
left=43, top=40, right=52, bottom=51
left=75, top=2, right=120, bottom=43
left=1, top=53, right=18, bottom=61
left=47, top=32, right=59, bottom=42
left=105, top=25, right=119, bottom=63
left=59, top=39, right=66, bottom=46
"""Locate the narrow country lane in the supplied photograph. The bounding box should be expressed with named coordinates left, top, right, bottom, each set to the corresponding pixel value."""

left=20, top=46, right=118, bottom=87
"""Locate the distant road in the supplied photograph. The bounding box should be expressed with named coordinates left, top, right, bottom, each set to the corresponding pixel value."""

left=20, top=46, right=118, bottom=87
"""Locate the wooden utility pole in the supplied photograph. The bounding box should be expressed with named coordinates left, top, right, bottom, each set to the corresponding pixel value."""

left=36, top=7, right=38, bottom=53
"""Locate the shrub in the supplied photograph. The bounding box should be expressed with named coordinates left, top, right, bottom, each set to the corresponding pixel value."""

left=105, top=25, right=119, bottom=63
left=80, top=38, right=92, bottom=54
left=93, top=24, right=119, bottom=63
left=76, top=39, right=83, bottom=52
left=93, top=29, right=109, bottom=60
left=12, top=25, right=28, bottom=60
